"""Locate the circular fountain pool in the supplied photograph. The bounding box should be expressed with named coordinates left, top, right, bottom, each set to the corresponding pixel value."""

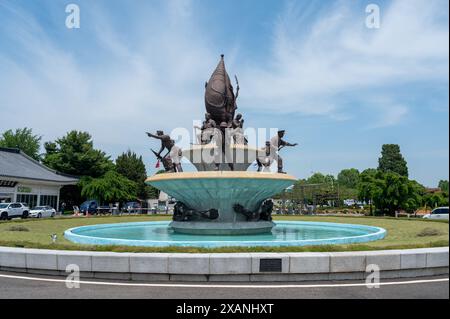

left=64, top=221, right=386, bottom=248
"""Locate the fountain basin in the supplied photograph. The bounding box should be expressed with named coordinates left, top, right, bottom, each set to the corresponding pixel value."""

left=145, top=171, right=296, bottom=235
left=64, top=221, right=387, bottom=247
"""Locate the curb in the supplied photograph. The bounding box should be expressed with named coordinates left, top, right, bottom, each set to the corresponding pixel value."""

left=0, top=246, right=448, bottom=282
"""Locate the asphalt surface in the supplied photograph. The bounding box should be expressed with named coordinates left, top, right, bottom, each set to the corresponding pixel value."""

left=0, top=271, right=448, bottom=299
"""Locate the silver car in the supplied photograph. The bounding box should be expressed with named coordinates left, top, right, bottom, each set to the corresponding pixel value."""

left=423, top=207, right=449, bottom=220
left=0, top=202, right=30, bottom=220
left=29, top=206, right=56, bottom=218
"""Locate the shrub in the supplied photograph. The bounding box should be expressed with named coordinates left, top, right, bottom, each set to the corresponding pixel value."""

left=7, top=225, right=30, bottom=232
left=417, top=227, right=443, bottom=237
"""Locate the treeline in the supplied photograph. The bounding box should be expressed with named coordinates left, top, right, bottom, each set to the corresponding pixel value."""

left=0, top=128, right=159, bottom=207
left=288, top=145, right=448, bottom=216
left=1, top=128, right=448, bottom=214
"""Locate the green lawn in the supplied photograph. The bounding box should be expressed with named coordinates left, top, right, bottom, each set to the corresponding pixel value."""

left=0, top=215, right=448, bottom=253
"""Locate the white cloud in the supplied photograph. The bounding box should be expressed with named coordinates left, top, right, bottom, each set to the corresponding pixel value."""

left=0, top=0, right=448, bottom=176
left=240, top=0, right=449, bottom=124
left=0, top=1, right=217, bottom=146
left=369, top=104, right=409, bottom=128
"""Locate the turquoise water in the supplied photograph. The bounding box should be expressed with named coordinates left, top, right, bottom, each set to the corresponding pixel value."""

left=64, top=221, right=386, bottom=247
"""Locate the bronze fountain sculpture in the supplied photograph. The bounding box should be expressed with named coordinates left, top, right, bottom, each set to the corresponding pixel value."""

left=145, top=55, right=297, bottom=235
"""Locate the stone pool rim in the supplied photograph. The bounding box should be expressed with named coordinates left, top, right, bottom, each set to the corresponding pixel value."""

left=64, top=221, right=387, bottom=248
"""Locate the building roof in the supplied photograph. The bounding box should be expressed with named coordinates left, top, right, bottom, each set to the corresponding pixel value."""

left=425, top=188, right=442, bottom=194
left=0, top=147, right=79, bottom=184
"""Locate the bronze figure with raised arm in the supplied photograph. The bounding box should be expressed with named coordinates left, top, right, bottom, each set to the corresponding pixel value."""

left=146, top=130, right=183, bottom=172
left=270, top=130, right=298, bottom=174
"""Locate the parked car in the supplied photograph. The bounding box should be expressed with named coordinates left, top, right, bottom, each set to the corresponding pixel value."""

left=79, top=200, right=99, bottom=215
left=423, top=207, right=449, bottom=220
left=29, top=206, right=56, bottom=218
left=122, top=201, right=141, bottom=214
left=20, top=202, right=30, bottom=208
left=0, top=202, right=30, bottom=220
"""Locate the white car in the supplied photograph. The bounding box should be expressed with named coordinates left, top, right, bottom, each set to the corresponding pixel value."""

left=0, top=202, right=30, bottom=220
left=423, top=207, right=449, bottom=220
left=29, top=206, right=56, bottom=218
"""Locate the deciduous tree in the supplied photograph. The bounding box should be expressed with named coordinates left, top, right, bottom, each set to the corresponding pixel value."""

left=115, top=150, right=158, bottom=199
left=0, top=128, right=41, bottom=161
left=43, top=131, right=113, bottom=177
left=337, top=168, right=360, bottom=189
left=438, top=180, right=449, bottom=193
left=79, top=171, right=137, bottom=203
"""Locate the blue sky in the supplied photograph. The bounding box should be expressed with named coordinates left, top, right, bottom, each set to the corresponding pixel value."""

left=0, top=0, right=448, bottom=187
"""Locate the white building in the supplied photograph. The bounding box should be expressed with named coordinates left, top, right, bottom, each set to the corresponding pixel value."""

left=0, top=147, right=78, bottom=210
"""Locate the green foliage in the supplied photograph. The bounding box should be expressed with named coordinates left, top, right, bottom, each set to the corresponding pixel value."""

left=423, top=192, right=449, bottom=208
left=373, top=172, right=405, bottom=214
left=358, top=169, right=382, bottom=215
left=337, top=185, right=359, bottom=201
left=337, top=168, right=360, bottom=189
left=115, top=150, right=157, bottom=199
left=307, top=172, right=335, bottom=185
left=42, top=131, right=113, bottom=177
left=145, top=169, right=166, bottom=198
left=288, top=173, right=341, bottom=207
left=403, top=180, right=425, bottom=213
left=0, top=128, right=42, bottom=161
left=359, top=169, right=424, bottom=215
left=116, top=150, right=147, bottom=183
left=79, top=171, right=137, bottom=203
left=0, top=215, right=447, bottom=253
left=378, top=144, right=408, bottom=177
left=438, top=180, right=449, bottom=193
left=146, top=185, right=159, bottom=199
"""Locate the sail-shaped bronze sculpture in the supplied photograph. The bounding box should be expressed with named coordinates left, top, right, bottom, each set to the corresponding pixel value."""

left=143, top=54, right=298, bottom=236
left=204, top=54, right=238, bottom=124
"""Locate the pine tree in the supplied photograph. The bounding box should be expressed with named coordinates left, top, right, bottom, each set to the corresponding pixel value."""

left=378, top=144, right=408, bottom=177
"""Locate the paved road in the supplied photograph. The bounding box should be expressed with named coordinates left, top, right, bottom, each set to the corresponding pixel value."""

left=0, top=271, right=448, bottom=299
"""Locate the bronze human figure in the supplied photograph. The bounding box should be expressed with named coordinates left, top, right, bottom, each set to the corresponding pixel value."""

left=173, top=202, right=219, bottom=221
left=230, top=113, right=246, bottom=145
left=233, top=203, right=259, bottom=221
left=259, top=199, right=274, bottom=221
left=256, top=141, right=277, bottom=172
left=195, top=112, right=217, bottom=144
left=151, top=149, right=175, bottom=172
left=270, top=130, right=298, bottom=174
left=146, top=131, right=173, bottom=157
left=233, top=199, right=273, bottom=221
left=147, top=131, right=183, bottom=172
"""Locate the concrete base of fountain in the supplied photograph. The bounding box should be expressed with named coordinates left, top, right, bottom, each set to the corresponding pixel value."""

left=145, top=171, right=296, bottom=235
left=170, top=221, right=275, bottom=235
left=182, top=144, right=260, bottom=172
